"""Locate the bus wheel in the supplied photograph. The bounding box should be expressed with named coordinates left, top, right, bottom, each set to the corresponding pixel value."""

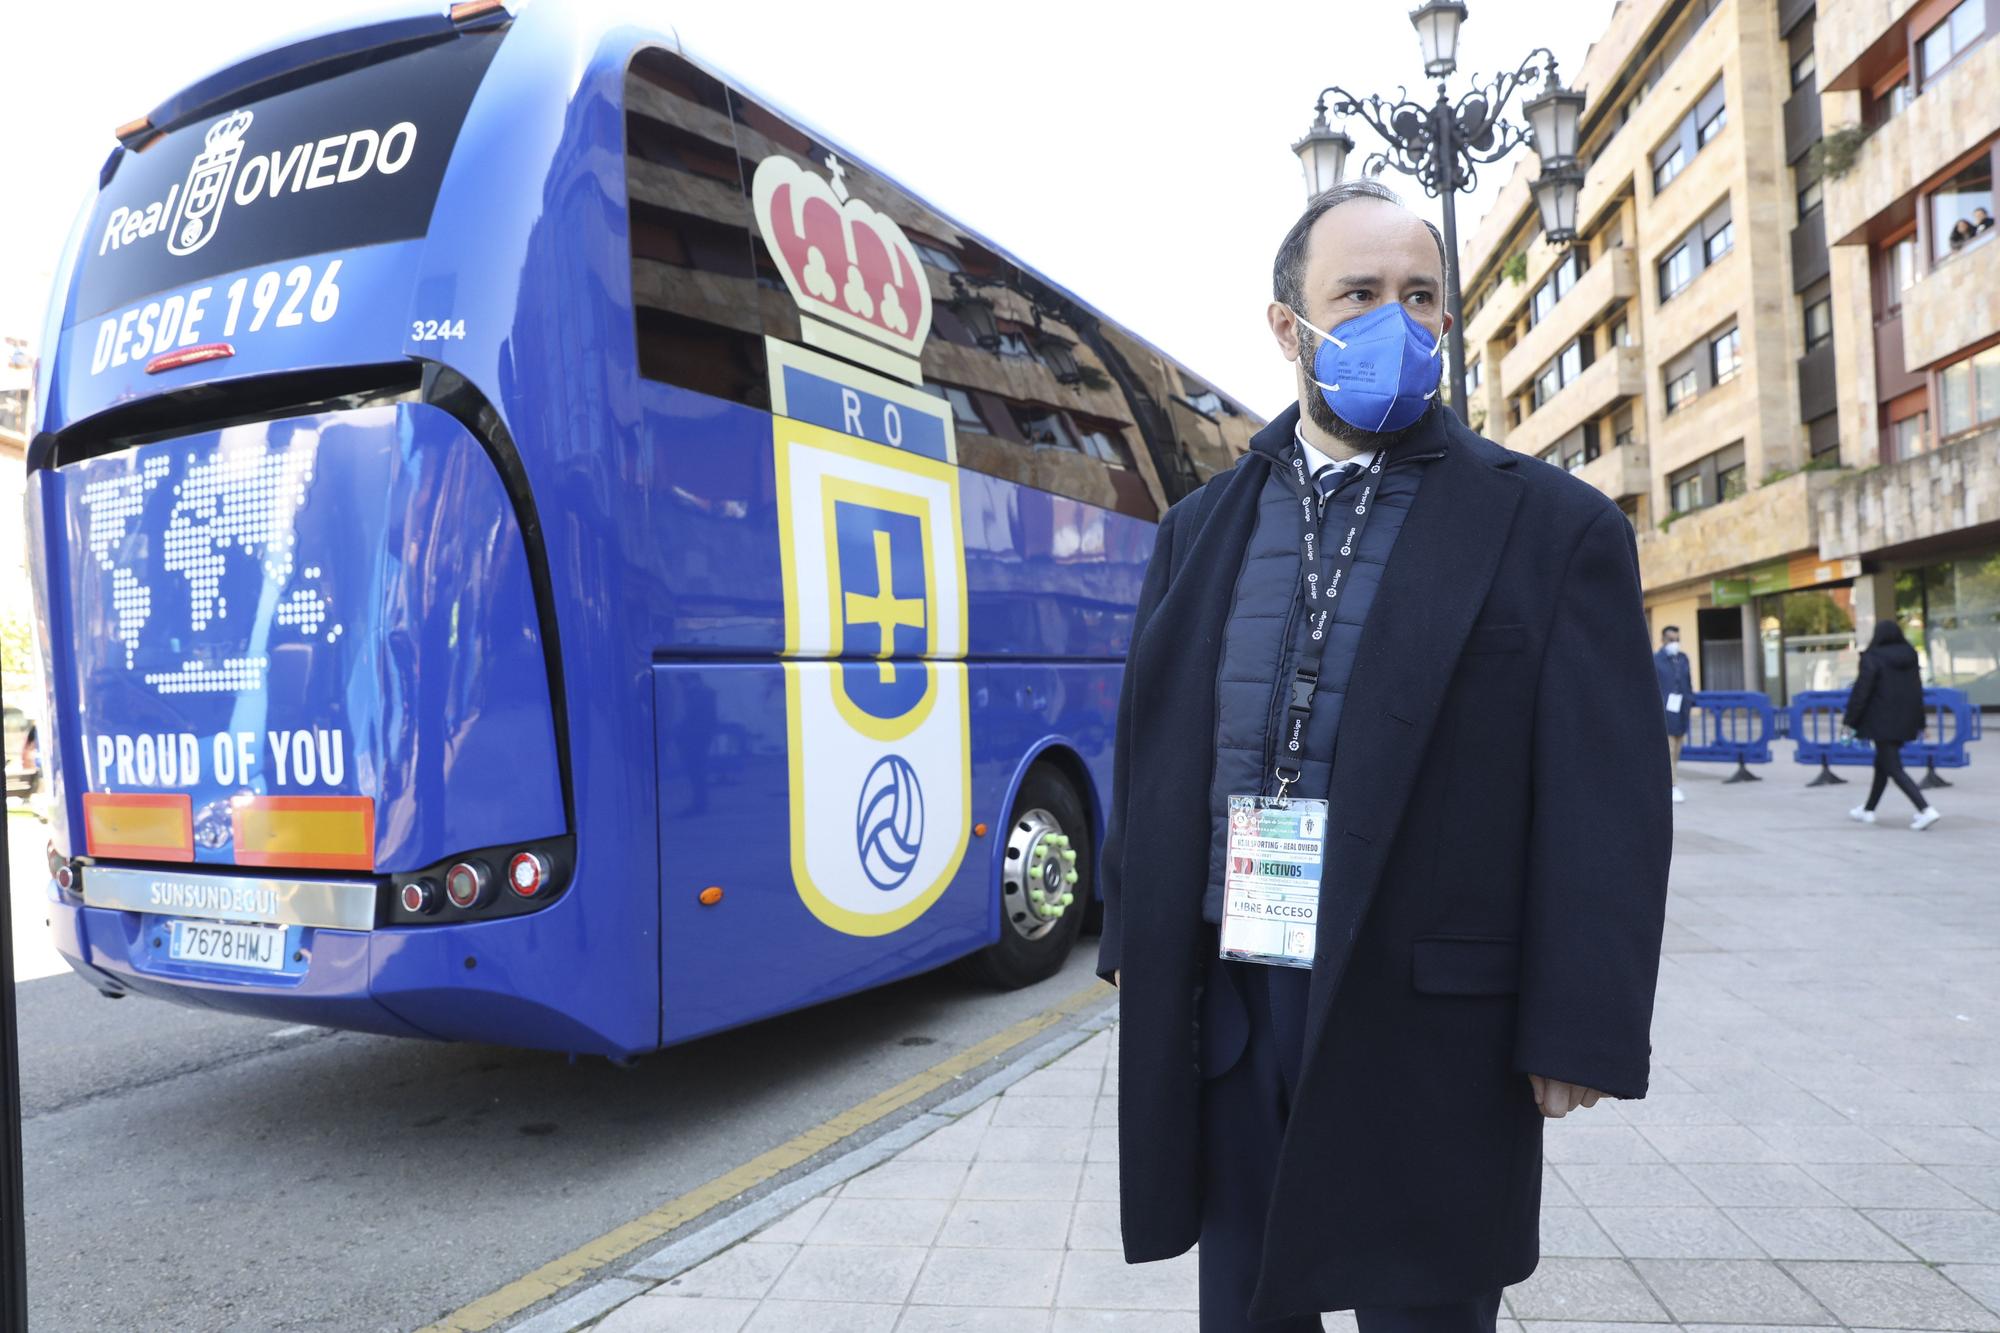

left=963, top=764, right=1092, bottom=990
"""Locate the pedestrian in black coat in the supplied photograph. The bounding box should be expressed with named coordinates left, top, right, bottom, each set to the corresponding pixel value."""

left=1843, top=620, right=1941, bottom=829
left=1095, top=184, right=1672, bottom=1326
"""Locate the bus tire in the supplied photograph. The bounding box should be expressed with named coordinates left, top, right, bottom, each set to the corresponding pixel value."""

left=961, top=763, right=1093, bottom=990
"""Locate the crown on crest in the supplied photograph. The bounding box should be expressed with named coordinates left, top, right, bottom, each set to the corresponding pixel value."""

left=204, top=108, right=255, bottom=150
left=752, top=153, right=933, bottom=360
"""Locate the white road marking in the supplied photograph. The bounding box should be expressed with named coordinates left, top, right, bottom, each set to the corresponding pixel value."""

left=268, top=1023, right=317, bottom=1040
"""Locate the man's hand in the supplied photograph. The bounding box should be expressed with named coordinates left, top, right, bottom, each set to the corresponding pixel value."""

left=1528, top=1074, right=1604, bottom=1118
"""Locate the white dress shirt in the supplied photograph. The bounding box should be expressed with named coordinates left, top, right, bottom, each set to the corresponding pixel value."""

left=1294, top=421, right=1375, bottom=483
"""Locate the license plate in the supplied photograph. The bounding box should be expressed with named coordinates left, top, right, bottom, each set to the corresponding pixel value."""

left=167, top=920, right=288, bottom=972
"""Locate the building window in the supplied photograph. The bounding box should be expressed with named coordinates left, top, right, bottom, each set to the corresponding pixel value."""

left=1918, top=0, right=1987, bottom=87
left=1669, top=466, right=1706, bottom=512
left=1466, top=356, right=1482, bottom=391
left=1184, top=389, right=1223, bottom=417
left=1667, top=441, right=1745, bottom=514
left=1803, top=290, right=1833, bottom=350
left=1797, top=175, right=1823, bottom=221
left=923, top=383, right=989, bottom=431
left=1532, top=337, right=1593, bottom=408
left=1866, top=70, right=1913, bottom=127
left=1697, top=95, right=1728, bottom=146
left=1659, top=243, right=1693, bottom=300
left=1792, top=48, right=1817, bottom=89
left=1526, top=252, right=1585, bottom=328
left=995, top=330, right=1036, bottom=360
left=1665, top=366, right=1698, bottom=413
left=1930, top=154, right=1996, bottom=262
left=1653, top=142, right=1685, bottom=193
left=1605, top=301, right=1632, bottom=349
left=1890, top=410, right=1931, bottom=460
left=1703, top=214, right=1735, bottom=264
left=1938, top=345, right=2000, bottom=437
left=1709, top=325, right=1742, bottom=385
left=1717, top=451, right=1747, bottom=501
left=1613, top=404, right=1637, bottom=450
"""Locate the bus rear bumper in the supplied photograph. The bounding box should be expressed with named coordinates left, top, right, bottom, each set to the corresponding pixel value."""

left=52, top=901, right=647, bottom=1056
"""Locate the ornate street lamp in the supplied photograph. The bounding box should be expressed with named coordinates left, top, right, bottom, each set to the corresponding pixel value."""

left=1410, top=0, right=1469, bottom=78
left=1292, top=1, right=1588, bottom=422
left=1292, top=112, right=1354, bottom=197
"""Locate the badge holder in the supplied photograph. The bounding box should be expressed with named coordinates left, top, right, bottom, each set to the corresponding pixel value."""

left=1219, top=786, right=1326, bottom=969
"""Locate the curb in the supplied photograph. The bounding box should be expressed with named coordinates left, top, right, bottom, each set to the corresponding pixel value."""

left=505, top=999, right=1118, bottom=1332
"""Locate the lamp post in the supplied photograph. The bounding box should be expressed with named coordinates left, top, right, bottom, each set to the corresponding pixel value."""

left=1294, top=1, right=1585, bottom=424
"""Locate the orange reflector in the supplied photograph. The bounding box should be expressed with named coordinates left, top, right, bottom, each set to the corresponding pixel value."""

left=113, top=115, right=155, bottom=147
left=974, top=822, right=988, bottom=837
left=699, top=886, right=724, bottom=906
left=450, top=0, right=506, bottom=21
left=231, top=796, right=375, bottom=871
left=83, top=793, right=194, bottom=861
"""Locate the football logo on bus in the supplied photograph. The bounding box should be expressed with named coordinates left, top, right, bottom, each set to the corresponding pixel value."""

left=169, top=109, right=254, bottom=257
left=752, top=153, right=932, bottom=360
left=856, top=753, right=924, bottom=891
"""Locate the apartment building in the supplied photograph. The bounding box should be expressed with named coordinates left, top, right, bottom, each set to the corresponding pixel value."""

left=1458, top=0, right=1998, bottom=707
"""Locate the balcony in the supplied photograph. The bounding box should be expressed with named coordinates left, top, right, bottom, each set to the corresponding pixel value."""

left=1504, top=345, right=1644, bottom=459
left=1498, top=249, right=1638, bottom=400
left=1572, top=441, right=1652, bottom=502
left=1818, top=0, right=1921, bottom=89
left=1816, top=421, right=2000, bottom=558
left=1903, top=232, right=2000, bottom=369
left=1825, top=37, right=2000, bottom=245
left=1636, top=469, right=1837, bottom=591
left=1783, top=83, right=1822, bottom=163
left=1798, top=339, right=1839, bottom=422
left=1791, top=212, right=1830, bottom=292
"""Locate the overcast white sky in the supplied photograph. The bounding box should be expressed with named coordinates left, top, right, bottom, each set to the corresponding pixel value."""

left=0, top=0, right=1612, bottom=414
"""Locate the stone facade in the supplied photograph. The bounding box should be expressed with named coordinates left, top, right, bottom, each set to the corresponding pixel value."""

left=1815, top=424, right=2000, bottom=559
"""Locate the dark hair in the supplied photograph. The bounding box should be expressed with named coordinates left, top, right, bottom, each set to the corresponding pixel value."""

left=1868, top=618, right=1910, bottom=650
left=1662, top=625, right=1681, bottom=638
left=1272, top=179, right=1450, bottom=312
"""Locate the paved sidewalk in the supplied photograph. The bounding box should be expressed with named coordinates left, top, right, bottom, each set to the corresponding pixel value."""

left=579, top=757, right=2000, bottom=1332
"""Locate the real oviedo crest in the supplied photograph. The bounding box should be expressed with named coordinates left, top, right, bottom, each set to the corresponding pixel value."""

left=773, top=416, right=971, bottom=938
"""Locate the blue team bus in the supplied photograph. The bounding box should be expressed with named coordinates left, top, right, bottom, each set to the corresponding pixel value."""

left=25, top=1, right=1257, bottom=1058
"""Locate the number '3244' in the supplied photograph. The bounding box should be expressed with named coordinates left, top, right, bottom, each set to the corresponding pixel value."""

left=411, top=319, right=466, bottom=342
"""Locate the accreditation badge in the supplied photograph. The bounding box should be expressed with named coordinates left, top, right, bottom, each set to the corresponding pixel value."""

left=1220, top=795, right=1327, bottom=969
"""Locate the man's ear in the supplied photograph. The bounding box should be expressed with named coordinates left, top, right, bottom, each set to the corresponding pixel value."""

left=1268, top=302, right=1302, bottom=362
left=1440, top=306, right=1456, bottom=339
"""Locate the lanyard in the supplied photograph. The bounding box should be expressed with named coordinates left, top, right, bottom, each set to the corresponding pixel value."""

left=1271, top=442, right=1383, bottom=798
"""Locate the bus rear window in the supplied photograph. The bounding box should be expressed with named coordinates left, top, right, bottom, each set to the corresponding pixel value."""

left=71, top=32, right=502, bottom=324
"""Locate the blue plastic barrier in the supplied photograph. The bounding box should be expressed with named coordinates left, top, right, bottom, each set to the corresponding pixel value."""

left=1787, top=687, right=1980, bottom=787
left=1789, top=690, right=1873, bottom=786
left=1681, top=691, right=1777, bottom=783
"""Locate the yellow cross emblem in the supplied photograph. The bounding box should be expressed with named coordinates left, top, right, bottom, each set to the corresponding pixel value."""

left=844, top=529, right=925, bottom=683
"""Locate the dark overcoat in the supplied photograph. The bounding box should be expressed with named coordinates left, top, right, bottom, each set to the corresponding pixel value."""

left=1095, top=403, right=1672, bottom=1316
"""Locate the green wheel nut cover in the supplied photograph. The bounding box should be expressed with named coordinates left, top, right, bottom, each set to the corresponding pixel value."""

left=1064, top=869, right=1079, bottom=885
left=1060, top=892, right=1075, bottom=906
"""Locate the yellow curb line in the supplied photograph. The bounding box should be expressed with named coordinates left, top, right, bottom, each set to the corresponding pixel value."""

left=415, top=979, right=1113, bottom=1333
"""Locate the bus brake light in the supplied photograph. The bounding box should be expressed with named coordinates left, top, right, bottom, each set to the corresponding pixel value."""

left=444, top=861, right=491, bottom=909
left=400, top=880, right=439, bottom=915
left=146, top=343, right=235, bottom=375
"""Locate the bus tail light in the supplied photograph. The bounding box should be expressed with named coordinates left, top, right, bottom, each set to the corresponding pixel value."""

left=444, top=861, right=491, bottom=909
left=54, top=865, right=75, bottom=892
left=506, top=851, right=549, bottom=898
left=46, top=841, right=64, bottom=878
left=400, top=879, right=439, bottom=915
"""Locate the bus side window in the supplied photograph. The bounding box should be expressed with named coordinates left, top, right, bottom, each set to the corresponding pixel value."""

left=623, top=48, right=1258, bottom=520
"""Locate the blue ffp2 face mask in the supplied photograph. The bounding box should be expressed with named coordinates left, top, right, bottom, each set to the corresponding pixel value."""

left=1293, top=303, right=1445, bottom=434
